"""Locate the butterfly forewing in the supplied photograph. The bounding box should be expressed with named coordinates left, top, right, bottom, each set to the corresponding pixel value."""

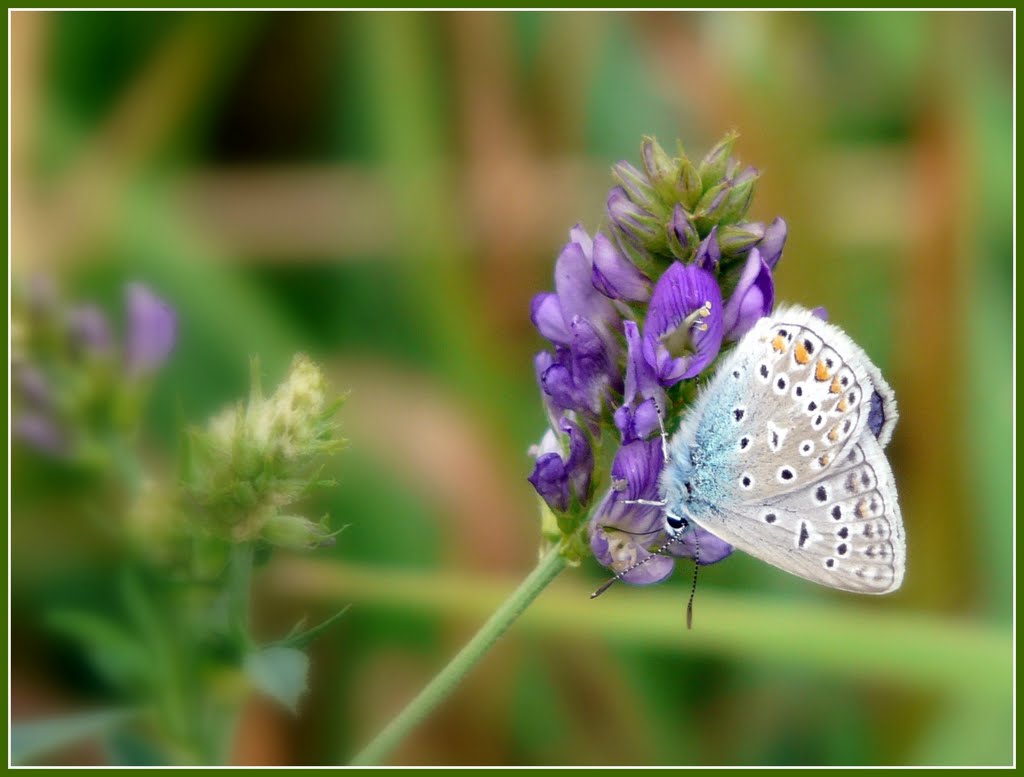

left=725, top=310, right=875, bottom=503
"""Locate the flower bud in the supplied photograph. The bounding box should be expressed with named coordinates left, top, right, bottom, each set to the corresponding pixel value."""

left=718, top=222, right=766, bottom=256
left=640, top=136, right=677, bottom=202
left=674, top=152, right=703, bottom=211
left=715, top=167, right=759, bottom=224
left=694, top=227, right=721, bottom=271
left=666, top=204, right=699, bottom=263
left=261, top=514, right=337, bottom=550
left=697, top=130, right=739, bottom=189
left=611, top=161, right=663, bottom=217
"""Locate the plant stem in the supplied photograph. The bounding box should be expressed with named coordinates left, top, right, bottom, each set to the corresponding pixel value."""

left=227, top=542, right=254, bottom=641
left=348, top=544, right=568, bottom=765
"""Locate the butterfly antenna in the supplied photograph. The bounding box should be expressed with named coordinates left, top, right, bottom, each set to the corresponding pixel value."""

left=590, top=532, right=683, bottom=599
left=686, top=528, right=700, bottom=630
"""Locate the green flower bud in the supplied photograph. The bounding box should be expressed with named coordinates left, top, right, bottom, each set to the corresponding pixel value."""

left=640, top=136, right=678, bottom=203
left=674, top=155, right=703, bottom=211
left=261, top=514, right=337, bottom=550
left=718, top=222, right=766, bottom=257
left=697, top=130, right=739, bottom=190
left=715, top=168, right=760, bottom=224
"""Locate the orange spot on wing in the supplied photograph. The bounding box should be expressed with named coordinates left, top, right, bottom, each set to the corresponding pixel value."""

left=815, top=361, right=830, bottom=381
left=830, top=376, right=842, bottom=394
left=772, top=335, right=787, bottom=353
left=837, top=397, right=849, bottom=412
left=828, top=427, right=839, bottom=442
left=794, top=343, right=810, bottom=364
left=818, top=453, right=830, bottom=467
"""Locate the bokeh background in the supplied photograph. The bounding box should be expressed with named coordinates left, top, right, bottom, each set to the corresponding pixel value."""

left=10, top=10, right=1013, bottom=766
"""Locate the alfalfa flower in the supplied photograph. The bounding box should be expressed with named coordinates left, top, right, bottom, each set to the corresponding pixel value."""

left=529, top=131, right=794, bottom=588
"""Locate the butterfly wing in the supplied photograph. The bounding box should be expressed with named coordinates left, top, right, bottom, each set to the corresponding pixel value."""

left=669, top=305, right=905, bottom=593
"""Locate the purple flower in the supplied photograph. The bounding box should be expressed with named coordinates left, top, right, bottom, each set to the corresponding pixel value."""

left=532, top=227, right=627, bottom=419
left=694, top=226, right=721, bottom=271
left=590, top=232, right=650, bottom=302
left=535, top=317, right=618, bottom=418
left=722, top=247, right=775, bottom=341
left=13, top=364, right=53, bottom=408
left=590, top=439, right=674, bottom=585
left=68, top=304, right=114, bottom=356
left=14, top=412, right=68, bottom=456
left=642, top=263, right=724, bottom=386
left=528, top=418, right=594, bottom=513
left=759, top=217, right=788, bottom=269
left=614, top=321, right=665, bottom=443
left=589, top=439, right=732, bottom=584
left=125, top=283, right=177, bottom=376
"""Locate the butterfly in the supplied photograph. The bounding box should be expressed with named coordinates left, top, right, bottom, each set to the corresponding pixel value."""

left=653, top=305, right=905, bottom=595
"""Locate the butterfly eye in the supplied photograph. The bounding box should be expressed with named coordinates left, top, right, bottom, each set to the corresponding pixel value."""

left=666, top=515, right=686, bottom=530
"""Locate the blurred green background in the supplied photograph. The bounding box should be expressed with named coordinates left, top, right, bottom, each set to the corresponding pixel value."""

left=10, top=10, right=1013, bottom=766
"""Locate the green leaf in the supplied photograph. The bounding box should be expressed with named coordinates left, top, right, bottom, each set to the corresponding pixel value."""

left=46, top=611, right=149, bottom=692
left=272, top=605, right=351, bottom=651
left=12, top=708, right=136, bottom=765
left=244, top=646, right=309, bottom=714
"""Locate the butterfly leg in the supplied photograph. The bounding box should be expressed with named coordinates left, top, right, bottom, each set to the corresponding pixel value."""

left=652, top=396, right=670, bottom=462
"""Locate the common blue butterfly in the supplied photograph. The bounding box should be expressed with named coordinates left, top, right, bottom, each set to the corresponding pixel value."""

left=656, top=305, right=905, bottom=594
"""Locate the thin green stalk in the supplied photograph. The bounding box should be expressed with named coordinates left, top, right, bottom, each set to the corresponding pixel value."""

left=227, top=542, right=254, bottom=640
left=205, top=542, right=255, bottom=764
left=349, top=544, right=568, bottom=766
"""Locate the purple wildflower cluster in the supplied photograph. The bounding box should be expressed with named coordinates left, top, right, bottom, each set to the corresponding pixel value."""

left=528, top=133, right=788, bottom=586
left=12, top=277, right=177, bottom=460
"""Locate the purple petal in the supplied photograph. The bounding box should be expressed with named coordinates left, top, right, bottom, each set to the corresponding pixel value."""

left=530, top=293, right=570, bottom=345
left=14, top=412, right=68, bottom=456
left=569, top=316, right=616, bottom=413
left=527, top=453, right=570, bottom=513
left=642, top=263, right=724, bottom=386
left=68, top=305, right=114, bottom=356
left=568, top=223, right=593, bottom=256
left=591, top=232, right=650, bottom=302
left=540, top=360, right=578, bottom=413
left=560, top=416, right=594, bottom=503
left=125, top=284, right=177, bottom=375
left=591, top=527, right=675, bottom=586
left=811, top=306, right=828, bottom=321
left=722, top=248, right=775, bottom=341
left=554, top=232, right=618, bottom=336
left=694, top=227, right=721, bottom=270
left=14, top=364, right=53, bottom=408
left=667, top=525, right=734, bottom=565
left=623, top=320, right=665, bottom=409
left=759, top=217, right=788, bottom=269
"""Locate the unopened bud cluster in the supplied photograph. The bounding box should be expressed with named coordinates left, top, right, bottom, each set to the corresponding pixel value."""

left=184, top=355, right=346, bottom=549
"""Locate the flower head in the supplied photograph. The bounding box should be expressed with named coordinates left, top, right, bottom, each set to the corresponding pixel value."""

left=12, top=279, right=178, bottom=462
left=528, top=133, right=796, bottom=590
left=186, top=355, right=346, bottom=546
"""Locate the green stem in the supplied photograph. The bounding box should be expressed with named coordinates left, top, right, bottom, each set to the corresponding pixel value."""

left=205, top=542, right=255, bottom=764
left=227, top=543, right=254, bottom=641
left=348, top=544, right=568, bottom=766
